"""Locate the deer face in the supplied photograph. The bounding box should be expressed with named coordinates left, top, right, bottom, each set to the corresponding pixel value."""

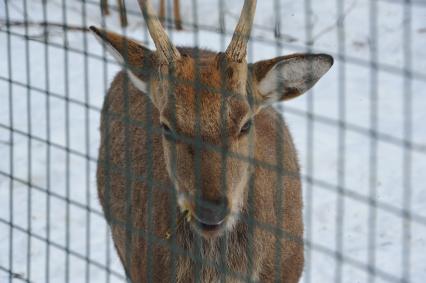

left=91, top=0, right=333, bottom=238
left=156, top=54, right=255, bottom=237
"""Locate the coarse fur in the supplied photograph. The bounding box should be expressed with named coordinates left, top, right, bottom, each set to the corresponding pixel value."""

left=92, top=1, right=333, bottom=282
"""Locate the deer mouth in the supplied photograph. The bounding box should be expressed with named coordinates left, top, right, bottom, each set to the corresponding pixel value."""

left=194, top=217, right=225, bottom=232
left=191, top=214, right=227, bottom=237
left=177, top=194, right=229, bottom=236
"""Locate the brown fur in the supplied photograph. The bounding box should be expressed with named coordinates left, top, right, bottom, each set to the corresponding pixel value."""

left=97, top=44, right=306, bottom=282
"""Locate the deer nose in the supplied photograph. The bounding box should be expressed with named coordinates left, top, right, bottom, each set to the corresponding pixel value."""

left=193, top=196, right=229, bottom=226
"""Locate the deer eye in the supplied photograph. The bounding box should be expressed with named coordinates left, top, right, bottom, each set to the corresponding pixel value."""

left=161, top=123, right=171, bottom=133
left=239, top=120, right=252, bottom=136
left=161, top=123, right=175, bottom=141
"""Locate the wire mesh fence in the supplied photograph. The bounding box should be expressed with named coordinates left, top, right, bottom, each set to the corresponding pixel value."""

left=0, top=0, right=425, bottom=282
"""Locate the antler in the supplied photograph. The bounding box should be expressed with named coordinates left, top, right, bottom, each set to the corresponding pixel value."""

left=225, top=0, right=257, bottom=62
left=137, top=0, right=181, bottom=63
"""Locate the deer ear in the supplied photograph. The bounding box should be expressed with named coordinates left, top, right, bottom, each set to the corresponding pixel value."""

left=89, top=26, right=156, bottom=93
left=252, top=54, right=333, bottom=105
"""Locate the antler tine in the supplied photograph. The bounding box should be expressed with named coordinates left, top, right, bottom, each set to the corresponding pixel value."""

left=225, top=0, right=257, bottom=62
left=137, top=0, right=181, bottom=63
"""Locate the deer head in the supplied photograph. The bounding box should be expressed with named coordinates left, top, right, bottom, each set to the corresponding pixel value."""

left=90, top=0, right=333, bottom=238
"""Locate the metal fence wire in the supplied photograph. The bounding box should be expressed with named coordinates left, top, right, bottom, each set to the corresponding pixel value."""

left=1, top=0, right=425, bottom=282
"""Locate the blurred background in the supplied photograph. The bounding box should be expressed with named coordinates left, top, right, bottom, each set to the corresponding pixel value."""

left=0, top=0, right=425, bottom=282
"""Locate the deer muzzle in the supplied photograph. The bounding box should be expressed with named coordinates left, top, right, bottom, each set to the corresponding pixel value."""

left=192, top=196, right=229, bottom=229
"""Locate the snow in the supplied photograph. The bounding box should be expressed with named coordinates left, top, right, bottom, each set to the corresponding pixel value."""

left=0, top=0, right=425, bottom=282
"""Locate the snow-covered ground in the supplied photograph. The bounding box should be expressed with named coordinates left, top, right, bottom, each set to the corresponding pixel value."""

left=0, top=0, right=425, bottom=282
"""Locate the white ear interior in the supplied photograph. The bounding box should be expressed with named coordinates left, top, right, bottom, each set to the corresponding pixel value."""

left=258, top=55, right=333, bottom=102
left=257, top=65, right=281, bottom=104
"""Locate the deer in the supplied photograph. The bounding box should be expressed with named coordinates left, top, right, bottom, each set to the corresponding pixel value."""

left=101, top=0, right=182, bottom=30
left=91, top=0, right=333, bottom=282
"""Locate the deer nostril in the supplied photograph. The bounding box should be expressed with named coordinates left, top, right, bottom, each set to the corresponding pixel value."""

left=194, top=196, right=229, bottom=226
